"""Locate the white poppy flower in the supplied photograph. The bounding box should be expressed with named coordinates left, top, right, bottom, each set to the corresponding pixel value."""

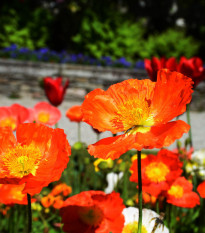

left=122, top=207, right=169, bottom=233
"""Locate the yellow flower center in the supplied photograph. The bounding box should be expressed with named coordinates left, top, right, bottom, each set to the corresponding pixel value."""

left=78, top=206, right=104, bottom=227
left=3, top=144, right=42, bottom=178
left=112, top=99, right=154, bottom=132
left=0, top=117, right=16, bottom=130
left=168, top=185, right=184, bottom=198
left=145, top=162, right=170, bottom=183
left=122, top=221, right=148, bottom=233
left=38, top=112, right=50, bottom=123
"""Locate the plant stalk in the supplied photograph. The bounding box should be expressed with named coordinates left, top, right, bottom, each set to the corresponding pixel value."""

left=78, top=122, right=81, bottom=142
left=137, top=150, right=142, bottom=233
left=186, top=103, right=193, bottom=147
left=27, top=194, right=32, bottom=233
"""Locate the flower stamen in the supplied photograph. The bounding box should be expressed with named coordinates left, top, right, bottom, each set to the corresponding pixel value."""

left=3, top=144, right=42, bottom=178
left=145, top=162, right=170, bottom=183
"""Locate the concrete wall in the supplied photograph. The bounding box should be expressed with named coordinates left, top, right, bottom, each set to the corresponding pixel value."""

left=0, top=58, right=204, bottom=111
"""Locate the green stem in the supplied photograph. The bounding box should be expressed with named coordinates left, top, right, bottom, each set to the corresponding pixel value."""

left=96, top=132, right=100, bottom=141
left=186, top=103, right=193, bottom=147
left=27, top=194, right=32, bottom=233
left=156, top=199, right=160, bottom=214
left=78, top=122, right=81, bottom=142
left=122, top=170, right=128, bottom=202
left=137, top=150, right=142, bottom=233
left=166, top=204, right=171, bottom=231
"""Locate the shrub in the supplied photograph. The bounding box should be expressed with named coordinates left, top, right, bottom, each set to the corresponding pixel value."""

left=140, top=29, right=200, bottom=59
left=72, top=11, right=145, bottom=61
left=0, top=8, right=52, bottom=49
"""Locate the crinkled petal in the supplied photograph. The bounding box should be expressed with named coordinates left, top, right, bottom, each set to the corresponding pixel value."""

left=88, top=134, right=136, bottom=160
left=150, top=69, right=193, bottom=124
left=82, top=89, right=119, bottom=133
left=133, top=120, right=190, bottom=150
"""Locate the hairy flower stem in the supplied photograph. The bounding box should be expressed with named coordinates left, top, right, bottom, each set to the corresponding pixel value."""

left=156, top=199, right=160, bottom=214
left=78, top=122, right=81, bottom=142
left=137, top=150, right=142, bottom=233
left=186, top=104, right=193, bottom=148
left=27, top=194, right=32, bottom=233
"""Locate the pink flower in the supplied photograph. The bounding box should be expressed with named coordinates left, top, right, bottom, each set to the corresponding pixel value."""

left=28, top=102, right=61, bottom=126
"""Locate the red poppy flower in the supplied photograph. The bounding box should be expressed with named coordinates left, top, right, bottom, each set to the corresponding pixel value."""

left=166, top=177, right=200, bottom=208
left=145, top=57, right=178, bottom=81
left=0, top=183, right=35, bottom=205
left=44, top=77, right=69, bottom=106
left=82, top=69, right=193, bottom=160
left=66, top=105, right=83, bottom=122
left=130, top=149, right=183, bottom=197
left=0, top=123, right=71, bottom=196
left=197, top=181, right=205, bottom=198
left=60, top=191, right=125, bottom=233
left=28, top=101, right=61, bottom=125
left=0, top=104, right=29, bottom=131
left=178, top=57, right=205, bottom=88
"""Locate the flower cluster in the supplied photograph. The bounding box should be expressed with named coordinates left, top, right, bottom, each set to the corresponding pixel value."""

left=0, top=64, right=204, bottom=233
left=130, top=149, right=200, bottom=208
left=0, top=44, right=144, bottom=69
left=41, top=183, right=72, bottom=209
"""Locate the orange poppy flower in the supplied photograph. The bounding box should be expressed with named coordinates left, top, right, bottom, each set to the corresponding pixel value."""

left=135, top=191, right=157, bottom=207
left=41, top=194, right=55, bottom=208
left=0, top=104, right=29, bottom=131
left=50, top=183, right=72, bottom=196
left=41, top=194, right=64, bottom=209
left=53, top=195, right=64, bottom=209
left=0, top=183, right=35, bottom=205
left=66, top=105, right=83, bottom=122
left=0, top=123, right=71, bottom=196
left=60, top=191, right=125, bottom=233
left=197, top=181, right=205, bottom=198
left=130, top=149, right=183, bottom=197
left=28, top=101, right=61, bottom=125
left=166, top=177, right=200, bottom=208
left=82, top=69, right=193, bottom=160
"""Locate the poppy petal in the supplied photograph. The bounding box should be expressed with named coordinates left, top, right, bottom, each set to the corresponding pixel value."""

left=82, top=89, right=119, bottom=133
left=134, top=120, right=190, bottom=150
left=197, top=181, right=205, bottom=198
left=88, top=134, right=136, bottom=160
left=150, top=69, right=193, bottom=124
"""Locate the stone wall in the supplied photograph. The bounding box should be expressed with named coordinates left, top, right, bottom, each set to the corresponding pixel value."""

left=0, top=58, right=204, bottom=111
left=0, top=58, right=147, bottom=99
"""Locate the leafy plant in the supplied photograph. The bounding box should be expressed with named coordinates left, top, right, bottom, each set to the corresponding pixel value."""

left=0, top=8, right=52, bottom=49
left=141, top=29, right=200, bottom=59
left=72, top=11, right=145, bottom=61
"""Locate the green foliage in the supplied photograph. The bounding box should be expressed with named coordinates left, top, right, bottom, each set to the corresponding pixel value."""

left=141, top=29, right=200, bottom=59
left=73, top=12, right=200, bottom=61
left=72, top=12, right=145, bottom=60
left=0, top=8, right=52, bottom=49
